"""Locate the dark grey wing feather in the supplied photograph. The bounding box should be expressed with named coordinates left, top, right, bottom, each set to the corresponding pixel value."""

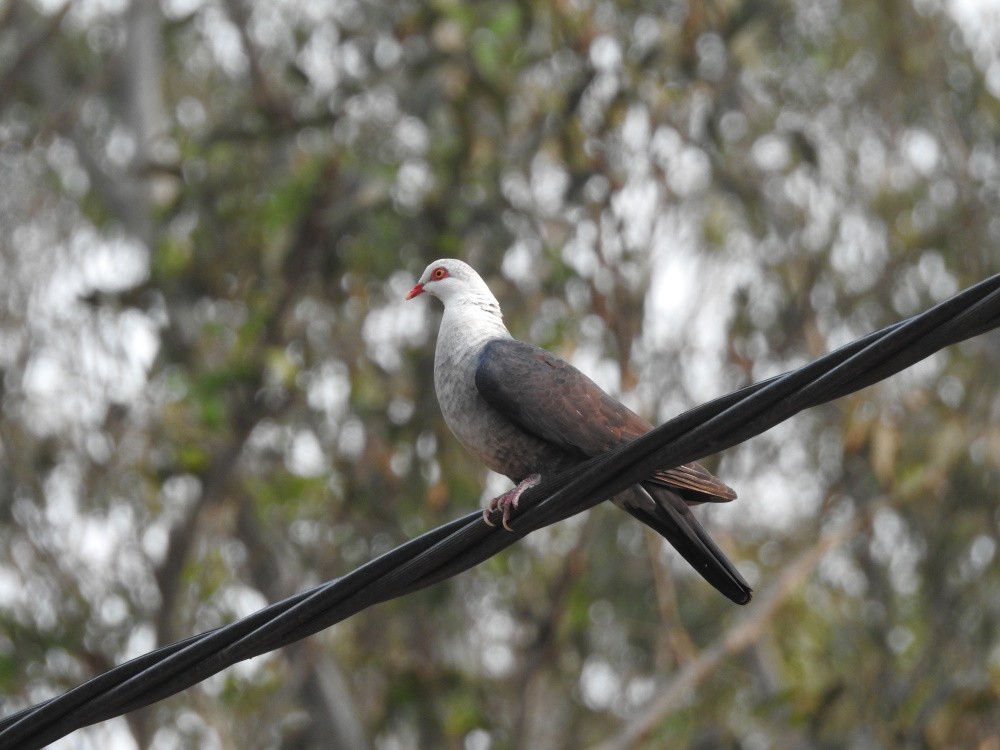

left=649, top=464, right=738, bottom=503
left=475, top=338, right=641, bottom=457
left=476, top=338, right=750, bottom=605
left=475, top=338, right=737, bottom=503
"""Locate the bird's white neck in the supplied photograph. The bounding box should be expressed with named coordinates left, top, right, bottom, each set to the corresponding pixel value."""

left=432, top=292, right=513, bottom=472
left=438, top=294, right=511, bottom=352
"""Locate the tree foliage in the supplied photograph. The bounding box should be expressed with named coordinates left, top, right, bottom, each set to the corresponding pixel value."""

left=1, top=0, right=999, bottom=747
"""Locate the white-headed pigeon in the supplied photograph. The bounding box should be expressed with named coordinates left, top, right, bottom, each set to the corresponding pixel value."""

left=406, top=258, right=751, bottom=604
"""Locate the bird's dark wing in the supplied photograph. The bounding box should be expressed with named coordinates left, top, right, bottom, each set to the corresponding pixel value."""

left=650, top=463, right=738, bottom=503
left=476, top=338, right=750, bottom=605
left=475, top=338, right=646, bottom=457
left=475, top=338, right=736, bottom=503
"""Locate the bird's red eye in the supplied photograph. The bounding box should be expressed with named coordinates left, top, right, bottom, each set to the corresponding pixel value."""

left=432, top=267, right=448, bottom=280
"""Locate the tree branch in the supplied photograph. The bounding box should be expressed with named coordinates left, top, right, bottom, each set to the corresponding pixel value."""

left=589, top=514, right=867, bottom=750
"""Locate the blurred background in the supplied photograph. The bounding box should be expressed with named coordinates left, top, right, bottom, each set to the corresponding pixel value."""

left=2, top=0, right=1000, bottom=747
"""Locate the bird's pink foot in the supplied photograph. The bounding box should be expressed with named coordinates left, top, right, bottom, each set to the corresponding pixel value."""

left=483, top=474, right=542, bottom=531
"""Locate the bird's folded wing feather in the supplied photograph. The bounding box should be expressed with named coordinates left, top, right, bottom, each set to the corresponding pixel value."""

left=475, top=338, right=736, bottom=503
left=650, top=463, right=737, bottom=503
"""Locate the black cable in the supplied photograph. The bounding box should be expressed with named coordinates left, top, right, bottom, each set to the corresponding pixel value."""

left=2, top=272, right=998, bottom=750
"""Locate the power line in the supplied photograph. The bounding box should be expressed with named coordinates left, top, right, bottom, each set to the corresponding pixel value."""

left=1, top=272, right=998, bottom=750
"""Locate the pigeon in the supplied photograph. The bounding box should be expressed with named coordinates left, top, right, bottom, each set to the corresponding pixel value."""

left=406, top=258, right=751, bottom=604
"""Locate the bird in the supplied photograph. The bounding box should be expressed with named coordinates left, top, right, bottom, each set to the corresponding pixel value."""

left=406, top=258, right=751, bottom=605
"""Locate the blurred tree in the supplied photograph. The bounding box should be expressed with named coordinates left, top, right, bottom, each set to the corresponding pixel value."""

left=0, top=0, right=999, bottom=748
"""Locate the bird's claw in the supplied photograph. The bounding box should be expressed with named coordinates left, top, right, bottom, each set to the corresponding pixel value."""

left=482, top=494, right=517, bottom=530
left=482, top=474, right=541, bottom=531
left=482, top=493, right=518, bottom=531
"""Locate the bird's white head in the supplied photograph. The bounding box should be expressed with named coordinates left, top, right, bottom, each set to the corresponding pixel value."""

left=405, top=259, right=499, bottom=310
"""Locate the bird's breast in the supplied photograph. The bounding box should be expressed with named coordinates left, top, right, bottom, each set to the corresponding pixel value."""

left=434, top=330, right=573, bottom=482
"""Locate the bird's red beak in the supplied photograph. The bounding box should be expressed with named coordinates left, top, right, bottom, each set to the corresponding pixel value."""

left=405, top=283, right=424, bottom=300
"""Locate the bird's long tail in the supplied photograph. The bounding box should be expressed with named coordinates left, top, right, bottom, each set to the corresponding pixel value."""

left=613, top=484, right=752, bottom=605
